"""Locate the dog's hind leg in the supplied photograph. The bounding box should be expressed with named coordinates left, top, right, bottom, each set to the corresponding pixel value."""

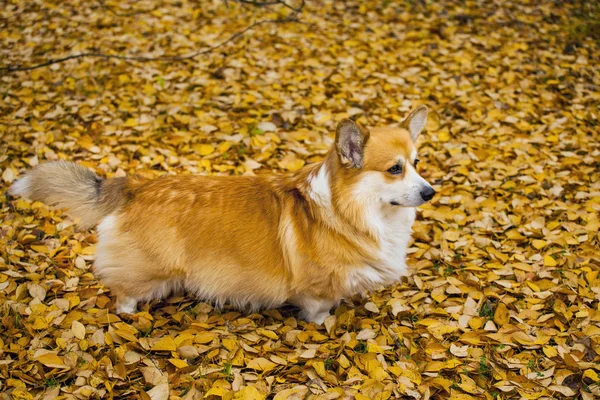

left=95, top=214, right=159, bottom=314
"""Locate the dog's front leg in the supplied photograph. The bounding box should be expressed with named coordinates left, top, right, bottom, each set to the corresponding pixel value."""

left=289, top=295, right=337, bottom=324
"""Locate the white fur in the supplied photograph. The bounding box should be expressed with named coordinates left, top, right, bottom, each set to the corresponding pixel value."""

left=346, top=206, right=415, bottom=294
left=346, top=265, right=385, bottom=292
left=345, top=171, right=422, bottom=294
left=289, top=295, right=337, bottom=324
left=308, top=164, right=331, bottom=206
left=350, top=173, right=388, bottom=238
left=307, top=164, right=334, bottom=221
left=9, top=176, right=31, bottom=197
left=95, top=215, right=120, bottom=280
left=375, top=205, right=415, bottom=277
left=97, top=214, right=117, bottom=237
left=116, top=296, right=138, bottom=314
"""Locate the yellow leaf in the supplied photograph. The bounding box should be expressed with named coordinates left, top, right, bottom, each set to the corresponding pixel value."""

left=313, top=361, right=326, bottom=377
left=450, top=394, right=479, bottom=400
left=532, top=240, right=546, bottom=249
left=193, top=144, right=215, bottom=156
left=233, top=386, right=266, bottom=400
left=31, top=120, right=43, bottom=132
left=80, top=246, right=96, bottom=255
left=427, top=322, right=459, bottom=340
left=256, top=328, right=278, bottom=340
left=493, top=303, right=509, bottom=327
left=369, top=366, right=389, bottom=381
left=430, top=377, right=453, bottom=391
left=505, top=229, right=525, bottom=240
left=278, top=154, right=305, bottom=171
left=195, top=332, right=215, bottom=344
left=459, top=332, right=482, bottom=345
left=35, top=353, right=66, bottom=368
left=232, top=349, right=245, bottom=366
left=174, top=332, right=195, bottom=347
left=246, top=357, right=277, bottom=372
left=543, top=255, right=557, bottom=267
left=438, top=129, right=450, bottom=142
left=151, top=336, right=177, bottom=351
left=443, top=230, right=461, bottom=242
left=416, top=318, right=441, bottom=327
left=222, top=338, right=238, bottom=352
left=218, top=142, right=232, bottom=153
left=30, top=245, right=49, bottom=254
left=458, top=374, right=484, bottom=394
left=512, top=331, right=535, bottom=345
left=124, top=118, right=137, bottom=127
left=542, top=346, right=558, bottom=358
left=583, top=369, right=600, bottom=383
left=205, top=387, right=229, bottom=397
left=168, top=358, right=188, bottom=369
left=526, top=281, right=541, bottom=292
left=501, top=181, right=516, bottom=190
left=367, top=342, right=385, bottom=354
left=330, top=74, right=344, bottom=83
left=115, top=329, right=138, bottom=342
left=425, top=359, right=461, bottom=372
left=10, top=390, right=33, bottom=400
left=583, top=325, right=600, bottom=336
left=468, top=317, right=484, bottom=330
left=32, top=317, right=49, bottom=330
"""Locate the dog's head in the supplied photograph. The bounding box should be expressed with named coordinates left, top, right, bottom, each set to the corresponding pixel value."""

left=333, top=106, right=435, bottom=208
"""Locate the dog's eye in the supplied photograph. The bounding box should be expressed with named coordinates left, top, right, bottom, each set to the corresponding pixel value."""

left=414, top=158, right=420, bottom=168
left=387, top=164, right=403, bottom=175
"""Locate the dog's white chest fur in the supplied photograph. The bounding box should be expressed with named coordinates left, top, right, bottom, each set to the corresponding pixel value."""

left=346, top=206, right=415, bottom=293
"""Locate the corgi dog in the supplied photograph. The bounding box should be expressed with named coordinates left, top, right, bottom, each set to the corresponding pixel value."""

left=9, top=106, right=435, bottom=323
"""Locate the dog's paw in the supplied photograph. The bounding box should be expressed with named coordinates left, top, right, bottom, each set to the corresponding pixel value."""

left=116, top=297, right=138, bottom=314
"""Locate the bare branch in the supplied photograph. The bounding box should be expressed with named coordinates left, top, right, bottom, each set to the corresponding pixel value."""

left=235, top=0, right=305, bottom=13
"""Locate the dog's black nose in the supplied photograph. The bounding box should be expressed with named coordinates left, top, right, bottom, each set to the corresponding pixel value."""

left=420, top=187, right=436, bottom=201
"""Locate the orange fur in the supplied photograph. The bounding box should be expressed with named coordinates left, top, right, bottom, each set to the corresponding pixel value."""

left=9, top=107, right=435, bottom=323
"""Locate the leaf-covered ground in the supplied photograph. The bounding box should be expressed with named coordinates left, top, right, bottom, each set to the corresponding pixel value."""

left=1, top=0, right=599, bottom=399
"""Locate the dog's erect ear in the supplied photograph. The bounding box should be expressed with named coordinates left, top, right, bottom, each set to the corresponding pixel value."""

left=403, top=105, right=428, bottom=142
left=335, top=119, right=370, bottom=169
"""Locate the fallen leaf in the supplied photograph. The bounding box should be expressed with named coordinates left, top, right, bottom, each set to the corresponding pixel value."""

left=151, top=337, right=177, bottom=351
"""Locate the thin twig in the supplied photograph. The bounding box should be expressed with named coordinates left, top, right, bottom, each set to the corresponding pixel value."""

left=2, top=16, right=299, bottom=73
left=235, top=0, right=305, bottom=13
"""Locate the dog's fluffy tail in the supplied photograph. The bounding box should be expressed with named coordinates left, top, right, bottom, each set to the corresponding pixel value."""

left=9, top=161, right=127, bottom=228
